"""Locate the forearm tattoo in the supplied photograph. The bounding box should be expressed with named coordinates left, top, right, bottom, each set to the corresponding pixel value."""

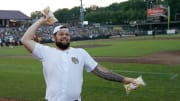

left=93, top=67, right=124, bottom=82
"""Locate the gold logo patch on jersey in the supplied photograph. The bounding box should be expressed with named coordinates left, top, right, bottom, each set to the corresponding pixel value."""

left=72, top=57, right=79, bottom=64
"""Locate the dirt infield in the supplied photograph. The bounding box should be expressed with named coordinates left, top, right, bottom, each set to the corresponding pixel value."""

left=95, top=50, right=180, bottom=65
left=1, top=50, right=180, bottom=65
left=0, top=98, right=28, bottom=101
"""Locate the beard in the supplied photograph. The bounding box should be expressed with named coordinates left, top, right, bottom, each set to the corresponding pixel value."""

left=55, top=41, right=70, bottom=50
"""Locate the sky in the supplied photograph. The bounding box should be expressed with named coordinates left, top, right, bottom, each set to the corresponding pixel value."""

left=0, top=0, right=127, bottom=16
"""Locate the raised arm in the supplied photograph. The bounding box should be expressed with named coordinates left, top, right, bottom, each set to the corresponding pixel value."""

left=92, top=65, right=136, bottom=84
left=21, top=17, right=48, bottom=53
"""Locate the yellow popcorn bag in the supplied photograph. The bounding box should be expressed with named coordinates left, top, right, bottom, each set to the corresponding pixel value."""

left=41, top=6, right=58, bottom=24
left=124, top=76, right=146, bottom=95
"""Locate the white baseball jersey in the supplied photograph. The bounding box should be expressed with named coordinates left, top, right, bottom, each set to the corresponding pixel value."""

left=32, top=43, right=97, bottom=101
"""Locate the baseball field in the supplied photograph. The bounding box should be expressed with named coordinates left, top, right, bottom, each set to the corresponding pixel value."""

left=0, top=34, right=180, bottom=101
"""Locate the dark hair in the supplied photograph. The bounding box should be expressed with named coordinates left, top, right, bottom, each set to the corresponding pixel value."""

left=60, top=25, right=67, bottom=29
left=54, top=25, right=68, bottom=35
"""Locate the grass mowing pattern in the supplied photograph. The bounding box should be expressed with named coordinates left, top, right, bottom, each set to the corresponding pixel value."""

left=82, top=63, right=180, bottom=101
left=0, top=35, right=180, bottom=101
left=0, top=58, right=45, bottom=101
left=72, top=39, right=180, bottom=57
left=1, top=58, right=179, bottom=101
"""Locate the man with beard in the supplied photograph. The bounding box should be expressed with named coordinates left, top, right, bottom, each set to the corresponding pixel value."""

left=21, top=17, right=137, bottom=101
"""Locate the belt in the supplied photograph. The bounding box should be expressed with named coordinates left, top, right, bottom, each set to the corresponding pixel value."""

left=74, top=100, right=78, bottom=101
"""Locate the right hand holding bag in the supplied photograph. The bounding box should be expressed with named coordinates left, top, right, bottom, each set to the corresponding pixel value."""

left=41, top=6, right=58, bottom=24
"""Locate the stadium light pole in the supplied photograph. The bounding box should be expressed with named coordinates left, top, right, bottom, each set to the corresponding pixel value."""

left=167, top=6, right=170, bottom=30
left=80, top=0, right=84, bottom=28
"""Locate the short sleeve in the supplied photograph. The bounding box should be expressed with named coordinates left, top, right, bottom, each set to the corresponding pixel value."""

left=32, top=43, right=47, bottom=60
left=82, top=49, right=98, bottom=72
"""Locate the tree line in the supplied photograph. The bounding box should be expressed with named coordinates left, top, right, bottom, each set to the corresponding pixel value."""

left=31, top=0, right=180, bottom=25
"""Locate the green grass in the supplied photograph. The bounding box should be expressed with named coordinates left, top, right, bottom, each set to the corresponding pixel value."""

left=0, top=35, right=180, bottom=101
left=1, top=39, right=180, bottom=57
left=1, top=58, right=179, bottom=101
left=1, top=34, right=180, bottom=57
left=86, top=40, right=180, bottom=57
left=0, top=58, right=45, bottom=101
left=71, top=37, right=180, bottom=57
left=0, top=46, right=29, bottom=56
left=82, top=63, right=180, bottom=101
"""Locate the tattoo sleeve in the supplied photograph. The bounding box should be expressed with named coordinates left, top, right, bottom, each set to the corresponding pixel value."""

left=92, top=66, right=124, bottom=82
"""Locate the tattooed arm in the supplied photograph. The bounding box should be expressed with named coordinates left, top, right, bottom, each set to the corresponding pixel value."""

left=92, top=65, right=136, bottom=84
